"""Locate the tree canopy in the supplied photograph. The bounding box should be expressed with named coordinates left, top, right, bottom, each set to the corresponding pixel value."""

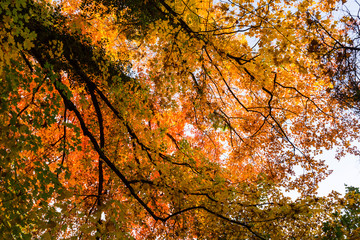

left=1, top=0, right=360, bottom=239
left=320, top=186, right=360, bottom=239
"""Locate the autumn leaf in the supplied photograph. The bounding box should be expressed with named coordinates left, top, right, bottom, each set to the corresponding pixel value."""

left=0, top=0, right=359, bottom=239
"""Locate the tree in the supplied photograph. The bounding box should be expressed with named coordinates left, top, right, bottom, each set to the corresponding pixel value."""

left=319, top=186, right=360, bottom=240
left=301, top=1, right=360, bottom=114
left=325, top=2, right=360, bottom=113
left=0, top=0, right=358, bottom=239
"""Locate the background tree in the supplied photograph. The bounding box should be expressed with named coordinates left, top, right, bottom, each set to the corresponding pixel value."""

left=319, top=186, right=360, bottom=240
left=305, top=1, right=360, bottom=112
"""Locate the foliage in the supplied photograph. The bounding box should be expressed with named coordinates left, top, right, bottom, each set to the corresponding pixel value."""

left=0, top=0, right=359, bottom=239
left=320, top=186, right=360, bottom=240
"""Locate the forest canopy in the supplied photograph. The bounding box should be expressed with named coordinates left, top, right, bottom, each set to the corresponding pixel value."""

left=1, top=0, right=360, bottom=239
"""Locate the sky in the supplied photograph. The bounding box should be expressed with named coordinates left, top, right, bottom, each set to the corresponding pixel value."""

left=317, top=148, right=360, bottom=196
left=283, top=147, right=360, bottom=200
